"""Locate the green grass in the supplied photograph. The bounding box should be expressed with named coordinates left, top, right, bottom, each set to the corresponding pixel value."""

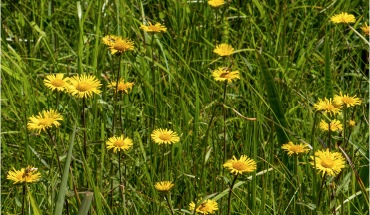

left=1, top=0, right=369, bottom=214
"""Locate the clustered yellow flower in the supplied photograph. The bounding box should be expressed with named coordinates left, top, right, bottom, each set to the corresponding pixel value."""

left=151, top=128, right=180, bottom=145
left=212, top=67, right=240, bottom=83
left=189, top=198, right=219, bottom=214
left=108, top=78, right=134, bottom=94
left=207, top=0, right=225, bottom=9
left=310, top=149, right=345, bottom=177
left=67, top=74, right=102, bottom=98
left=154, top=181, right=174, bottom=194
left=7, top=166, right=41, bottom=184
left=319, top=119, right=343, bottom=132
left=281, top=142, right=310, bottom=156
left=106, top=135, right=134, bottom=153
left=27, top=109, right=63, bottom=133
left=333, top=92, right=362, bottom=108
left=43, top=74, right=70, bottom=92
left=330, top=12, right=356, bottom=24
left=361, top=23, right=370, bottom=36
left=140, top=21, right=167, bottom=33
left=214, top=43, right=234, bottom=56
left=223, top=155, right=257, bottom=175
left=314, top=98, right=341, bottom=116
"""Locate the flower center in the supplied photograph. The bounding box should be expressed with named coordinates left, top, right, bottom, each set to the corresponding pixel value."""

left=37, top=118, right=53, bottom=126
left=321, top=158, right=335, bottom=168
left=341, top=97, right=354, bottom=104
left=323, top=104, right=335, bottom=111
left=220, top=72, right=232, bottom=78
left=113, top=140, right=126, bottom=147
left=198, top=203, right=211, bottom=211
left=114, top=41, right=131, bottom=52
left=148, top=26, right=161, bottom=31
left=77, top=82, right=92, bottom=92
left=289, top=145, right=303, bottom=153
left=51, top=79, right=65, bottom=87
left=159, top=134, right=172, bottom=141
left=232, top=161, right=249, bottom=171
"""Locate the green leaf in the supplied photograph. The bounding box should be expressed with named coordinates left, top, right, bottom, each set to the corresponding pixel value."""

left=295, top=202, right=316, bottom=210
left=27, top=187, right=42, bottom=215
left=28, top=145, right=50, bottom=169
left=324, top=34, right=333, bottom=99
left=77, top=193, right=94, bottom=215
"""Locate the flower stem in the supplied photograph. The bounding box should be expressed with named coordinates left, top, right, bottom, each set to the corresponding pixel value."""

left=21, top=185, right=26, bottom=215
left=46, top=129, right=63, bottom=175
left=112, top=54, right=122, bottom=136
left=165, top=195, right=174, bottom=215
left=317, top=173, right=327, bottom=210
left=223, top=81, right=227, bottom=166
left=82, top=96, right=87, bottom=160
left=227, top=174, right=238, bottom=215
left=151, top=36, right=156, bottom=129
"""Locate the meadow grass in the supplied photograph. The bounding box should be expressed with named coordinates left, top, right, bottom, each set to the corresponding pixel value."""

left=1, top=0, right=369, bottom=214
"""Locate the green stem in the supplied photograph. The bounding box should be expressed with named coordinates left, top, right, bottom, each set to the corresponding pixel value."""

left=165, top=195, right=174, bottom=215
left=82, top=96, right=87, bottom=160
left=227, top=175, right=238, bottom=215
left=310, top=112, right=319, bottom=198
left=46, top=129, right=63, bottom=175
left=151, top=36, right=156, bottom=129
left=22, top=185, right=26, bottom=215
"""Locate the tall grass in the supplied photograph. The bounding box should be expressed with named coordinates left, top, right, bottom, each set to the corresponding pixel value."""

left=1, top=0, right=369, bottom=214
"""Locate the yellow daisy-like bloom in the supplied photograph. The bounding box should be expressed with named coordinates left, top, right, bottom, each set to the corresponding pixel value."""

left=151, top=128, right=180, bottom=145
left=333, top=92, right=362, bottom=108
left=319, top=119, right=343, bottom=132
left=7, top=166, right=41, bottom=184
left=310, top=149, right=345, bottom=177
left=314, top=98, right=341, bottom=116
left=330, top=12, right=356, bottom=24
left=140, top=21, right=167, bottom=34
left=67, top=74, right=102, bottom=98
left=281, top=142, right=310, bottom=156
left=349, top=120, right=356, bottom=128
left=189, top=198, right=218, bottom=214
left=102, top=35, right=120, bottom=47
left=361, top=22, right=370, bottom=36
left=106, top=135, right=133, bottom=153
left=208, top=0, right=225, bottom=9
left=154, top=181, right=174, bottom=194
left=43, top=74, right=70, bottom=92
left=108, top=36, right=134, bottom=55
left=27, top=109, right=63, bottom=133
left=212, top=67, right=240, bottom=83
left=213, top=43, right=234, bottom=57
left=108, top=78, right=134, bottom=94
left=223, top=155, right=257, bottom=175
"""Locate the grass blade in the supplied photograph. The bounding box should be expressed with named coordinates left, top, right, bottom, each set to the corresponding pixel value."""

left=77, top=193, right=94, bottom=215
left=324, top=34, right=333, bottom=99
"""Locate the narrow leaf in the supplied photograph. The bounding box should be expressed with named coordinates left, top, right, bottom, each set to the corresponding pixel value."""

left=77, top=193, right=94, bottom=215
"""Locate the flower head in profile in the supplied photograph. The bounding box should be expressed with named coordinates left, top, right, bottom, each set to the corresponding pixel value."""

left=310, top=149, right=345, bottom=177
left=27, top=109, right=63, bottom=133
left=43, top=74, right=70, bottom=92
left=154, top=181, right=174, bottom=195
left=361, top=22, right=369, bottom=36
left=223, top=155, right=257, bottom=175
left=281, top=142, right=310, bottom=156
left=214, top=44, right=234, bottom=57
left=319, top=119, right=343, bottom=132
left=108, top=78, right=134, bottom=94
left=189, top=198, right=218, bottom=214
left=140, top=21, right=167, bottom=34
left=208, top=0, right=225, bottom=9
left=108, top=36, right=134, bottom=55
left=7, top=166, right=41, bottom=185
left=349, top=120, right=356, bottom=129
left=212, top=67, right=240, bottom=83
left=106, top=135, right=133, bottom=153
left=330, top=12, right=356, bottom=24
left=67, top=74, right=102, bottom=98
left=333, top=92, right=361, bottom=108
left=314, top=98, right=341, bottom=116
left=102, top=35, right=120, bottom=47
left=151, top=128, right=180, bottom=145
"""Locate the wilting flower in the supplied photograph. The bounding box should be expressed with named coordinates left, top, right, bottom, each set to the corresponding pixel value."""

left=314, top=98, right=341, bottom=116
left=310, top=149, right=345, bottom=177
left=333, top=92, right=361, bottom=108
left=330, top=12, right=356, bottom=24
left=214, top=43, right=234, bottom=56
left=223, top=155, right=257, bottom=175
left=361, top=22, right=370, bottom=36
left=107, top=36, right=134, bottom=55
left=27, top=109, right=63, bottom=133
left=106, top=135, right=133, bottom=153
left=7, top=166, right=41, bottom=184
left=319, top=119, right=343, bottom=132
left=212, top=67, right=240, bottom=83
left=154, top=181, right=174, bottom=194
left=151, top=128, right=180, bottom=145
left=67, top=74, right=102, bottom=98
left=108, top=78, right=134, bottom=94
left=189, top=198, right=218, bottom=214
left=208, top=0, right=225, bottom=9
left=43, top=74, right=70, bottom=92
left=140, top=21, right=167, bottom=34
left=281, top=142, right=310, bottom=156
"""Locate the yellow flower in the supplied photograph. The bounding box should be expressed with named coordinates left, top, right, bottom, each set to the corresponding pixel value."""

left=281, top=142, right=310, bottom=156
left=27, top=109, right=63, bottom=133
left=108, top=78, right=134, bottom=94
left=140, top=21, right=167, bottom=34
left=67, top=74, right=102, bottom=98
left=7, top=166, right=41, bottom=184
left=361, top=22, right=370, bottom=36
left=223, top=155, right=257, bottom=175
left=333, top=92, right=361, bottom=108
left=310, top=149, right=345, bottom=177
left=43, top=74, right=70, bottom=92
left=102, top=35, right=120, bottom=47
left=151, top=128, right=180, bottom=145
left=212, top=67, right=240, bottom=83
left=208, top=0, right=225, bottom=9
left=106, top=135, right=133, bottom=153
left=330, top=12, right=356, bottom=24
left=189, top=198, right=218, bottom=214
left=107, top=36, right=134, bottom=55
left=349, top=120, right=356, bottom=128
left=154, top=181, right=174, bottom=194
left=319, top=119, right=343, bottom=132
left=214, top=43, right=234, bottom=57
left=314, top=98, right=341, bottom=116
